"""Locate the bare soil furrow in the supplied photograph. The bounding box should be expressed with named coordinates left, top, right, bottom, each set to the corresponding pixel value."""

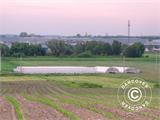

left=96, top=104, right=152, bottom=120
left=47, top=95, right=108, bottom=120
left=0, top=96, right=18, bottom=120
left=16, top=95, right=68, bottom=120
left=61, top=103, right=108, bottom=120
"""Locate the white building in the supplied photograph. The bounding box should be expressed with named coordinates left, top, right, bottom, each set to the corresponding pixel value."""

left=144, top=40, right=160, bottom=52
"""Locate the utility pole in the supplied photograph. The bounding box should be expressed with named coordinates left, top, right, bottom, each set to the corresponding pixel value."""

left=128, top=20, right=131, bottom=44
left=123, top=20, right=131, bottom=73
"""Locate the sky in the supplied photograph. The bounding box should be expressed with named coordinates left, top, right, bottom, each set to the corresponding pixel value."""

left=0, top=0, right=159, bottom=36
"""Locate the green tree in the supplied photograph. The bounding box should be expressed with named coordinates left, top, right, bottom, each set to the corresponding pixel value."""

left=28, top=44, right=46, bottom=56
left=112, top=40, right=122, bottom=55
left=47, top=40, right=73, bottom=56
left=10, top=42, right=30, bottom=57
left=103, top=43, right=113, bottom=55
left=74, top=42, right=86, bottom=54
left=0, top=44, right=10, bottom=56
left=124, top=42, right=145, bottom=57
left=76, top=41, right=113, bottom=56
left=85, top=41, right=98, bottom=54
left=64, top=44, right=74, bottom=55
left=93, top=42, right=112, bottom=55
left=19, top=32, right=28, bottom=37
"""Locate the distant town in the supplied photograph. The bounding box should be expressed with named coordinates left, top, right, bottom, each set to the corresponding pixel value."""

left=0, top=32, right=160, bottom=52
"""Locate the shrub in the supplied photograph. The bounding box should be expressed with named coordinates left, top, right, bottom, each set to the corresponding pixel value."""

left=61, top=81, right=103, bottom=88
left=144, top=55, right=149, bottom=58
left=77, top=51, right=92, bottom=58
left=79, top=82, right=103, bottom=88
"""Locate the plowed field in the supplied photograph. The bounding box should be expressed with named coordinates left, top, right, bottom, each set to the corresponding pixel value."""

left=0, top=79, right=159, bottom=120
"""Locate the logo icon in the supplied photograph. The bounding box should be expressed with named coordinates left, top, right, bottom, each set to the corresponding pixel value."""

left=117, top=77, right=152, bottom=111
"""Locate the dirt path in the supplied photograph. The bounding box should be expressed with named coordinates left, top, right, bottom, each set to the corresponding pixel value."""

left=0, top=96, right=17, bottom=120
left=16, top=95, right=68, bottom=120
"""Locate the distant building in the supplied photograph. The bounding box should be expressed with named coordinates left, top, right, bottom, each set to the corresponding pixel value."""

left=0, top=41, right=4, bottom=44
left=144, top=40, right=160, bottom=52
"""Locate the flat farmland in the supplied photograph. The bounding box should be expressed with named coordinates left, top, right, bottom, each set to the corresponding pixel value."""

left=2, top=54, right=159, bottom=81
left=0, top=54, right=159, bottom=120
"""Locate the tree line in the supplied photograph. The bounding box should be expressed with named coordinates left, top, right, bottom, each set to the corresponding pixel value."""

left=0, top=40, right=145, bottom=57
left=47, top=40, right=145, bottom=57
left=0, top=43, right=46, bottom=57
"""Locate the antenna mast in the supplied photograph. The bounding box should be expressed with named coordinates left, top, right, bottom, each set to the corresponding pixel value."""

left=123, top=20, right=131, bottom=73
left=128, top=20, right=130, bottom=44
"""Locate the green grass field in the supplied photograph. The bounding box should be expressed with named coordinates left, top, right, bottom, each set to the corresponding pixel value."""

left=0, top=53, right=159, bottom=120
left=1, top=53, right=159, bottom=82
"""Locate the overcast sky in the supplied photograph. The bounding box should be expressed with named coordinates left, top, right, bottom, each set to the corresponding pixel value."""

left=0, top=0, right=159, bottom=36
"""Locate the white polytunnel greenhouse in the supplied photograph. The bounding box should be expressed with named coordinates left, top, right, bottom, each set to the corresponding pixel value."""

left=14, top=66, right=140, bottom=74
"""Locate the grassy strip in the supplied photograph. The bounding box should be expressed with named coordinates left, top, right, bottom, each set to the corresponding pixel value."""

left=3, top=53, right=159, bottom=61
left=23, top=94, right=80, bottom=120
left=5, top=96, right=23, bottom=120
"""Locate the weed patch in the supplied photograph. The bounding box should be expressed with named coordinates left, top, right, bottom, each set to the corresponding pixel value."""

left=60, top=81, right=103, bottom=88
